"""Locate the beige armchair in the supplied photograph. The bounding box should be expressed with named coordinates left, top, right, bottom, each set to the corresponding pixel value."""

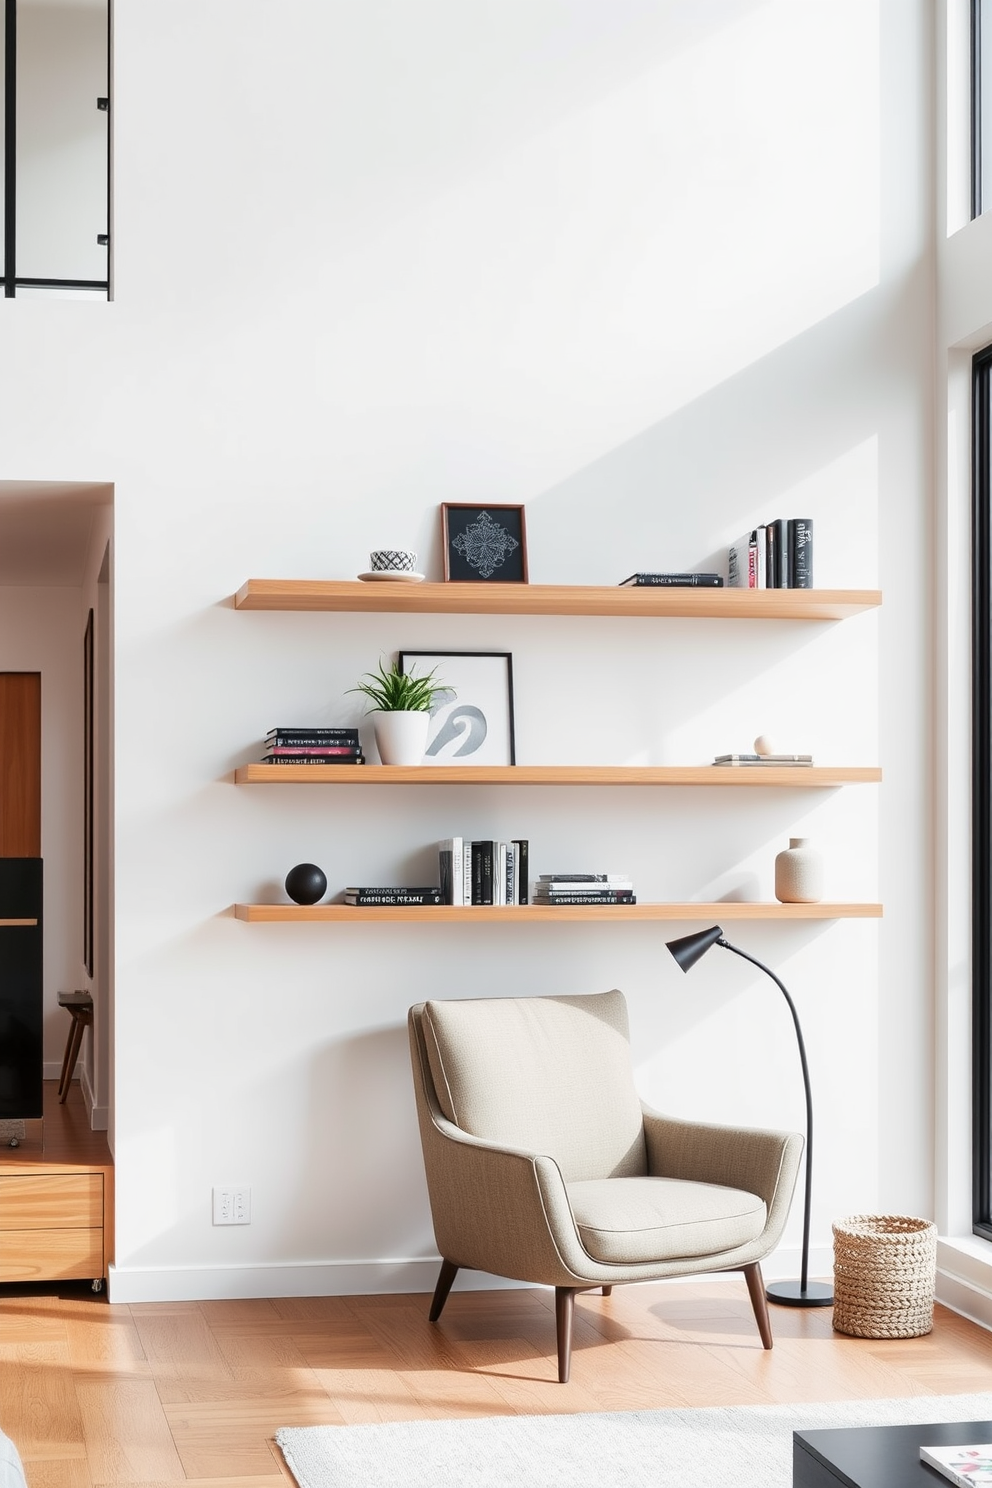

left=408, top=990, right=803, bottom=1382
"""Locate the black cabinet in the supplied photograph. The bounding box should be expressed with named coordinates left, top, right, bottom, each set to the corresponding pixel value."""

left=0, top=858, right=42, bottom=1119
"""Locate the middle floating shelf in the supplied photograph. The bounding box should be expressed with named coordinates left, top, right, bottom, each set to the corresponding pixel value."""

left=234, top=764, right=881, bottom=787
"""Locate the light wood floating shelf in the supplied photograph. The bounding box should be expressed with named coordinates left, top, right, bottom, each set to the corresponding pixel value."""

left=0, top=918, right=38, bottom=927
left=235, top=763, right=880, bottom=787
left=235, top=902, right=883, bottom=923
left=234, top=579, right=881, bottom=621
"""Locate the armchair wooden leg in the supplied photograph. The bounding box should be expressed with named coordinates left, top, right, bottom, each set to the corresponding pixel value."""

left=743, top=1262, right=773, bottom=1349
left=555, top=1287, right=576, bottom=1383
left=601, top=1285, right=613, bottom=1296
left=428, top=1259, right=459, bottom=1322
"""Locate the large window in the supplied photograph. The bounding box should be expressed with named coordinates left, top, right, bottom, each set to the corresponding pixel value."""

left=974, top=344, right=992, bottom=1237
left=1, top=0, right=110, bottom=298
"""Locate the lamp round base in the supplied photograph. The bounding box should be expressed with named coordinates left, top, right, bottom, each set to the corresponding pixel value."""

left=765, top=1279, right=834, bottom=1307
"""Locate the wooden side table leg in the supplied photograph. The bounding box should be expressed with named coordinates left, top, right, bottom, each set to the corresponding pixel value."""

left=57, top=1013, right=78, bottom=1101
left=58, top=1013, right=86, bottom=1103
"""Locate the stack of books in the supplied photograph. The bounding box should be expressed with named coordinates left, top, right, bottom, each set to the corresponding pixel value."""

left=438, top=837, right=529, bottom=906
left=344, top=886, right=443, bottom=906
left=728, top=519, right=813, bottom=589
left=532, top=874, right=636, bottom=906
left=262, top=727, right=365, bottom=765
left=713, top=753, right=812, bottom=768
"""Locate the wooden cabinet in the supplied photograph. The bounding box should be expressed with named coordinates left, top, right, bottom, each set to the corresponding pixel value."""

left=0, top=1081, right=115, bottom=1287
left=0, top=1170, right=109, bottom=1282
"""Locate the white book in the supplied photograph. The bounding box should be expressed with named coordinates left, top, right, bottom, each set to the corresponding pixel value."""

left=728, top=530, right=759, bottom=589
left=450, top=836, right=464, bottom=907
left=920, top=1443, right=992, bottom=1485
left=496, top=842, right=507, bottom=905
left=755, top=524, right=767, bottom=587
left=506, top=843, right=516, bottom=907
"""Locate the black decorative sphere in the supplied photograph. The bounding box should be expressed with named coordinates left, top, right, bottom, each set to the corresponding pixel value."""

left=285, top=863, right=327, bottom=906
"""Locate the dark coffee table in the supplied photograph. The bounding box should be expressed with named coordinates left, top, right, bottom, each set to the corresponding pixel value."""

left=794, top=1417, right=992, bottom=1486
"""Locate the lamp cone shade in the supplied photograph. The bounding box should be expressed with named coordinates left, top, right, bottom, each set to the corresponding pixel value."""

left=666, top=925, right=724, bottom=973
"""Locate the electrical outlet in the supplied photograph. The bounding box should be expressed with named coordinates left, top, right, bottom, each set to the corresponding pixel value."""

left=212, top=1186, right=251, bottom=1225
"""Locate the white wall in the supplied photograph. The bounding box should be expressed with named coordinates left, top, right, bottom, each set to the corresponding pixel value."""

left=0, top=0, right=935, bottom=1300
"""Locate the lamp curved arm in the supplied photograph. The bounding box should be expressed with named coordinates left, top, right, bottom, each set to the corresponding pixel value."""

left=715, top=936, right=814, bottom=1292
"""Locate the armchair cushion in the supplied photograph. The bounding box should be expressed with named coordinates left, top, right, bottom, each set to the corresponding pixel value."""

left=566, top=1176, right=767, bottom=1264
left=422, top=991, right=646, bottom=1182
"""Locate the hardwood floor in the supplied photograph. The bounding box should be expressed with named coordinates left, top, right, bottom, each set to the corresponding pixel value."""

left=5, top=1092, right=990, bottom=1482
left=1, top=1272, right=991, bottom=1485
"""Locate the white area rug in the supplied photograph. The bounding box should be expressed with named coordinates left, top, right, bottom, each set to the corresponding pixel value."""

left=276, top=1392, right=992, bottom=1488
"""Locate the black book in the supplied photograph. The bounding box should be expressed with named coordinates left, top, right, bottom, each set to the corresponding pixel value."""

left=266, top=729, right=360, bottom=742
left=471, top=840, right=495, bottom=906
left=789, top=518, right=813, bottom=588
left=513, top=838, right=529, bottom=904
left=771, top=518, right=791, bottom=587
left=764, top=525, right=778, bottom=589
left=262, top=754, right=365, bottom=765
left=344, top=887, right=443, bottom=905
left=618, top=573, right=724, bottom=587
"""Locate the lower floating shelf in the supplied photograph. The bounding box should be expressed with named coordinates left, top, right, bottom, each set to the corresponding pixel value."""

left=234, top=902, right=883, bottom=924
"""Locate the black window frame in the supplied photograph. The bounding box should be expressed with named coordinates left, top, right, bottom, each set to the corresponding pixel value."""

left=973, top=344, right=992, bottom=1238
left=974, top=0, right=983, bottom=218
left=0, top=0, right=111, bottom=298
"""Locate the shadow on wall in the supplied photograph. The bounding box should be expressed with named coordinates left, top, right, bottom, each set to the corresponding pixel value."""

left=523, top=270, right=922, bottom=587
left=290, top=1022, right=436, bottom=1261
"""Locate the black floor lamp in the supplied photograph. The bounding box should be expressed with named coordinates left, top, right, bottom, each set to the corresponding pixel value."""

left=665, top=924, right=833, bottom=1307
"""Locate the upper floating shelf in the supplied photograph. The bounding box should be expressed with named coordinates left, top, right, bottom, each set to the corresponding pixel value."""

left=235, top=764, right=881, bottom=787
left=234, top=580, right=882, bottom=621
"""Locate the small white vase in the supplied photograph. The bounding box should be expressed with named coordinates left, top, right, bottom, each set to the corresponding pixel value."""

left=775, top=838, right=824, bottom=904
left=373, top=710, right=430, bottom=766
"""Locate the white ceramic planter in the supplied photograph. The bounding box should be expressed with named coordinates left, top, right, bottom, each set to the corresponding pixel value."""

left=774, top=837, right=824, bottom=903
left=373, top=710, right=430, bottom=766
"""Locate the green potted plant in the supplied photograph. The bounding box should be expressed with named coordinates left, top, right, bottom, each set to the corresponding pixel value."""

left=350, top=657, right=452, bottom=765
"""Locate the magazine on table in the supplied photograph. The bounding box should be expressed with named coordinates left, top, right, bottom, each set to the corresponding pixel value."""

left=920, top=1443, right=992, bottom=1485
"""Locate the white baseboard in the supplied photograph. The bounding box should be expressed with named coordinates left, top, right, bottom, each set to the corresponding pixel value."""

left=43, top=1061, right=65, bottom=1081
left=80, top=1067, right=108, bottom=1130
left=936, top=1237, right=992, bottom=1331
left=106, top=1260, right=528, bottom=1304
left=106, top=1242, right=835, bottom=1306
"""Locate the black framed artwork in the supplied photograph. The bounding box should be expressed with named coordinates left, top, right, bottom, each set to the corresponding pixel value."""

left=441, top=504, right=528, bottom=583
left=399, top=651, right=516, bottom=765
left=83, top=608, right=94, bottom=978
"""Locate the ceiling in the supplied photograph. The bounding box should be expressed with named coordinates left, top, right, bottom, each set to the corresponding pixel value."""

left=0, top=482, right=112, bottom=586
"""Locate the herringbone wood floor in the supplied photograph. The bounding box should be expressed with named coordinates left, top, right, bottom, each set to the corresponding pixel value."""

left=3, top=1275, right=992, bottom=1486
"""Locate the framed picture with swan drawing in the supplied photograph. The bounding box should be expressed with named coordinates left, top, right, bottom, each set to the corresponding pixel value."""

left=398, top=651, right=516, bottom=766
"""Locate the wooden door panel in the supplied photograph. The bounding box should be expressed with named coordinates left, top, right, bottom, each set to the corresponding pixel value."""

left=0, top=674, right=40, bottom=857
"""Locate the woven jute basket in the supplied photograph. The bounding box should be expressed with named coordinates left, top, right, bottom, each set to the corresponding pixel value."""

left=832, top=1214, right=937, bottom=1339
